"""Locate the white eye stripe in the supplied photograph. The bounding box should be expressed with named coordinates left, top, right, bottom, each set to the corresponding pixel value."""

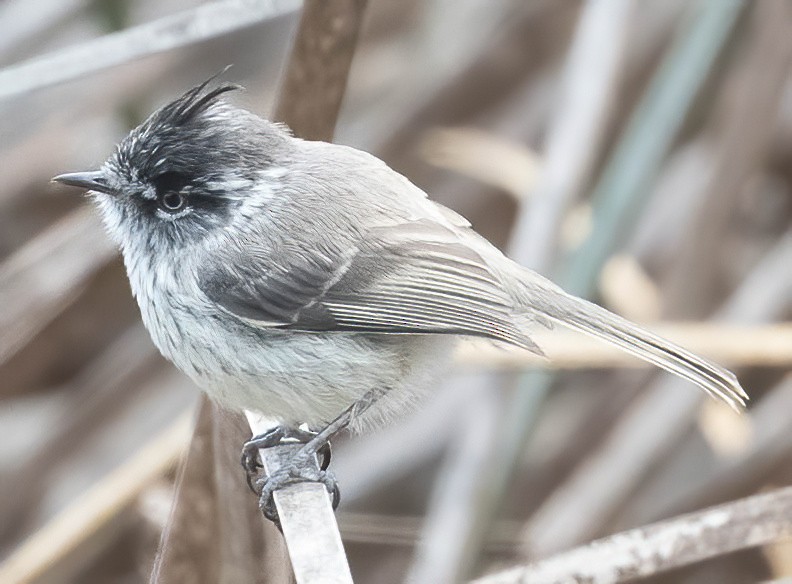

left=203, top=178, right=252, bottom=190
left=138, top=186, right=157, bottom=200
left=155, top=206, right=192, bottom=221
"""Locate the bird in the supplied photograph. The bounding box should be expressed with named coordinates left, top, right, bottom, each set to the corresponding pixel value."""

left=53, top=76, right=747, bottom=520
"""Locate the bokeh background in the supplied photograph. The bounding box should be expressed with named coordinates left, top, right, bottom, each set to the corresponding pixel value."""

left=1, top=0, right=791, bottom=582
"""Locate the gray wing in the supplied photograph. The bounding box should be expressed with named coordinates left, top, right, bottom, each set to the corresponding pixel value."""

left=199, top=219, right=540, bottom=352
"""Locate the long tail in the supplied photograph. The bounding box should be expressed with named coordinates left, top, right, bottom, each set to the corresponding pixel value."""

left=518, top=276, right=748, bottom=410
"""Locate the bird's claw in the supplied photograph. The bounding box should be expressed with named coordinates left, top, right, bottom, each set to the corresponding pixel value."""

left=241, top=426, right=331, bottom=494
left=256, top=463, right=341, bottom=527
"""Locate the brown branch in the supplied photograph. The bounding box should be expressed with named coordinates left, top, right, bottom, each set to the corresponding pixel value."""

left=151, top=401, right=289, bottom=584
left=274, top=0, right=368, bottom=141
left=474, top=487, right=792, bottom=584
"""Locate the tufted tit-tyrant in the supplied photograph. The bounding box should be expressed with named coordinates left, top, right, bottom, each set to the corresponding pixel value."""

left=53, top=77, right=747, bottom=519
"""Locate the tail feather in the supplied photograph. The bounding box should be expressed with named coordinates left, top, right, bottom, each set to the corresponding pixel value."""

left=524, top=285, right=747, bottom=410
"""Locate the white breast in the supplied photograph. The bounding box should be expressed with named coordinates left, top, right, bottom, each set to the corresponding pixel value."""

left=123, top=247, right=455, bottom=428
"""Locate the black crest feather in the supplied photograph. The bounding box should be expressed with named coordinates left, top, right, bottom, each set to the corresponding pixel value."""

left=161, top=68, right=242, bottom=127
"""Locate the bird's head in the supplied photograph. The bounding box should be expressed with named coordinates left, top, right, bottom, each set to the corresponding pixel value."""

left=53, top=77, right=291, bottom=255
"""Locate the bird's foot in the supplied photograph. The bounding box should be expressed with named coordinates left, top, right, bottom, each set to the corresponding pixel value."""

left=241, top=425, right=332, bottom=494
left=255, top=450, right=341, bottom=525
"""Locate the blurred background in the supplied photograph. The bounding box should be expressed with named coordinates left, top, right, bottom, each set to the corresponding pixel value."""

left=1, top=0, right=791, bottom=582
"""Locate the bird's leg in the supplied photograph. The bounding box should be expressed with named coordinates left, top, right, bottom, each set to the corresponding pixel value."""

left=255, top=386, right=388, bottom=523
left=241, top=426, right=331, bottom=494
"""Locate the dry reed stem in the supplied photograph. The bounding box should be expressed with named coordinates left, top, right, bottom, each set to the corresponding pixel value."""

left=455, top=322, right=792, bottom=370
left=476, top=486, right=792, bottom=584
left=0, top=414, right=192, bottom=584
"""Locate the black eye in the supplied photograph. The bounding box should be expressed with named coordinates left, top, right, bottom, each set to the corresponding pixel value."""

left=152, top=171, right=189, bottom=214
left=160, top=192, right=185, bottom=212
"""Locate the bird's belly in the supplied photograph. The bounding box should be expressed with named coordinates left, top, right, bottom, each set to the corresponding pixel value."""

left=194, top=332, right=399, bottom=423
left=144, top=304, right=455, bottom=427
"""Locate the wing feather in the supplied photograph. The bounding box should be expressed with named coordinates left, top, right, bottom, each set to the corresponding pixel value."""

left=199, top=220, right=541, bottom=352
